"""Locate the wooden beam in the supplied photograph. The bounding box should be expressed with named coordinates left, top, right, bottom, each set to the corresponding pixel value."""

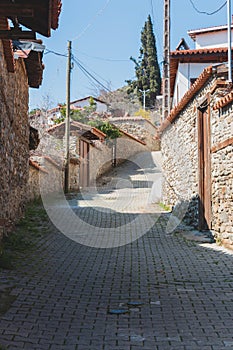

left=211, top=137, right=233, bottom=153
left=0, top=7, right=34, bottom=18
left=0, top=29, right=35, bottom=40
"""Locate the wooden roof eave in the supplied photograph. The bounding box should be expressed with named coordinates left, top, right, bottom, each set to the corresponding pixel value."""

left=159, top=66, right=213, bottom=134
left=170, top=50, right=228, bottom=97
left=0, top=0, right=62, bottom=38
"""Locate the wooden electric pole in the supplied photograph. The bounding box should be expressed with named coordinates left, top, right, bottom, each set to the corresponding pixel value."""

left=64, top=40, right=72, bottom=193
left=162, top=0, right=170, bottom=120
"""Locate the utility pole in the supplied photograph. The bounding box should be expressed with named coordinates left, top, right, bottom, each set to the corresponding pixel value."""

left=64, top=40, right=72, bottom=193
left=227, top=0, right=232, bottom=82
left=162, top=0, right=170, bottom=120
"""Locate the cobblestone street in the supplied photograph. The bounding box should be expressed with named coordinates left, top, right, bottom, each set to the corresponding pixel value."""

left=0, top=152, right=233, bottom=350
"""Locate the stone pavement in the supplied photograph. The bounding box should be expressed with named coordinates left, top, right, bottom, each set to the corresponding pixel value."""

left=0, top=152, right=233, bottom=349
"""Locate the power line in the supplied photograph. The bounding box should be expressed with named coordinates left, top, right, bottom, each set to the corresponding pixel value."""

left=44, top=49, right=67, bottom=57
left=188, top=0, right=227, bottom=15
left=150, top=0, right=155, bottom=25
left=72, top=0, right=112, bottom=41
left=74, top=56, right=110, bottom=85
left=38, top=47, right=112, bottom=92
left=73, top=49, right=129, bottom=62
left=72, top=55, right=112, bottom=92
left=149, top=0, right=163, bottom=63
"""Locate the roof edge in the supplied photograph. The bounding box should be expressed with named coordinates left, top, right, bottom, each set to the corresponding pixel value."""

left=159, top=66, right=213, bottom=134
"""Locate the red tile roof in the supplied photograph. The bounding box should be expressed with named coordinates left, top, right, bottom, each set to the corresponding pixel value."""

left=71, top=96, right=107, bottom=105
left=117, top=128, right=146, bottom=145
left=171, top=47, right=229, bottom=57
left=213, top=90, right=233, bottom=109
left=159, top=66, right=213, bottom=134
left=48, top=121, right=106, bottom=140
left=170, top=47, right=229, bottom=97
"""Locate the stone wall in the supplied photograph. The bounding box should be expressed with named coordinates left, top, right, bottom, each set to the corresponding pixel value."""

left=89, top=141, right=112, bottom=185
left=211, top=101, right=233, bottom=246
left=161, top=71, right=233, bottom=245
left=110, top=117, right=160, bottom=151
left=0, top=42, right=29, bottom=235
left=161, top=79, right=214, bottom=227
left=28, top=157, right=63, bottom=201
left=89, top=135, right=147, bottom=186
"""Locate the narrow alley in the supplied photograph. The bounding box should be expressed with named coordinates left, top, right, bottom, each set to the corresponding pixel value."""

left=0, top=152, right=233, bottom=350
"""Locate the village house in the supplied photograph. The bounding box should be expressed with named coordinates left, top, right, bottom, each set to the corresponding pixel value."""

left=47, top=120, right=106, bottom=189
left=0, top=1, right=62, bottom=236
left=70, top=96, right=108, bottom=113
left=160, top=22, right=233, bottom=247
left=36, top=97, right=109, bottom=127
left=46, top=120, right=147, bottom=191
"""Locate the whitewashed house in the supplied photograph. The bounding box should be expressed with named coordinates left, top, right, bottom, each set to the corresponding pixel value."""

left=171, top=23, right=232, bottom=107
left=70, top=96, right=108, bottom=113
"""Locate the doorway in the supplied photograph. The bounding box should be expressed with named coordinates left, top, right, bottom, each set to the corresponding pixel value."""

left=197, top=99, right=212, bottom=230
left=79, top=139, right=90, bottom=188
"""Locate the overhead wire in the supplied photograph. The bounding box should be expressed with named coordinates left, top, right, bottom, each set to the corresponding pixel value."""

left=72, top=48, right=129, bottom=62
left=44, top=49, right=67, bottom=57
left=72, top=0, right=112, bottom=41
left=188, top=0, right=227, bottom=15
left=73, top=55, right=111, bottom=85
left=72, top=55, right=112, bottom=92
left=149, top=0, right=163, bottom=64
left=41, top=47, right=113, bottom=92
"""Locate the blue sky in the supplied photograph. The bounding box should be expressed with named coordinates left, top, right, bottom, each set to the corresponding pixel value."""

left=29, top=0, right=229, bottom=110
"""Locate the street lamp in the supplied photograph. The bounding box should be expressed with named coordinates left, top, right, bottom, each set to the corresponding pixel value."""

left=139, top=89, right=150, bottom=110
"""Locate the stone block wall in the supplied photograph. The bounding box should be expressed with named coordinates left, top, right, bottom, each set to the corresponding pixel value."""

left=161, top=80, right=213, bottom=227
left=28, top=157, right=63, bottom=201
left=110, top=117, right=160, bottom=151
left=161, top=71, right=233, bottom=245
left=211, top=102, right=233, bottom=245
left=0, top=42, right=29, bottom=234
left=89, top=141, right=112, bottom=185
left=161, top=108, right=199, bottom=226
left=89, top=136, right=147, bottom=186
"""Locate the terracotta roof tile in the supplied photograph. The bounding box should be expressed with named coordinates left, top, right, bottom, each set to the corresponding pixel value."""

left=117, top=128, right=147, bottom=145
left=171, top=47, right=229, bottom=57
left=170, top=47, right=229, bottom=97
left=159, top=66, right=213, bottom=134
left=48, top=121, right=106, bottom=140
left=213, top=91, right=233, bottom=109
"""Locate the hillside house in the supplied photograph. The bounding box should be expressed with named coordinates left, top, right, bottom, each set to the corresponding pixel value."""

left=160, top=23, right=233, bottom=247
left=35, top=97, right=109, bottom=128
left=47, top=120, right=147, bottom=190
left=171, top=23, right=233, bottom=107
left=70, top=97, right=108, bottom=113
left=47, top=121, right=106, bottom=189
left=0, top=1, right=62, bottom=236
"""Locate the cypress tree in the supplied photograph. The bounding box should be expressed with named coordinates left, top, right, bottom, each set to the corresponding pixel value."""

left=127, top=15, right=161, bottom=109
